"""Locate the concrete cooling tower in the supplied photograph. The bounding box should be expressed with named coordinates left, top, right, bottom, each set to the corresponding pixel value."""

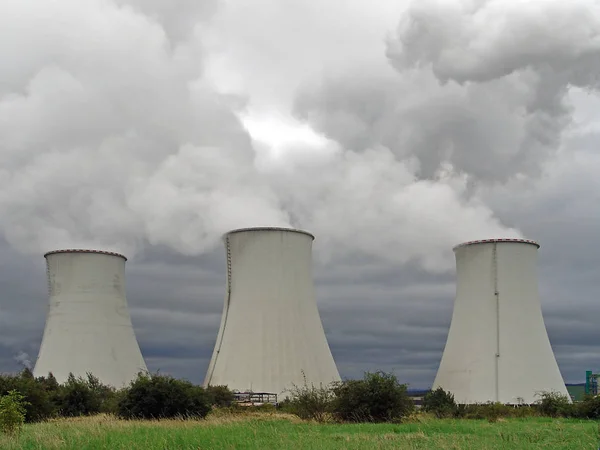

left=33, top=249, right=147, bottom=387
left=204, top=227, right=341, bottom=399
left=433, top=239, right=569, bottom=405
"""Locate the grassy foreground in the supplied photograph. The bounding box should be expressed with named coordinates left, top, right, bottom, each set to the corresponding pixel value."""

left=0, top=412, right=598, bottom=449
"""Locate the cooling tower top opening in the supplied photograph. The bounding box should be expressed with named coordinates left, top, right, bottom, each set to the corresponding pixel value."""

left=43, top=249, right=127, bottom=261
left=453, top=238, right=540, bottom=251
left=224, top=227, right=315, bottom=240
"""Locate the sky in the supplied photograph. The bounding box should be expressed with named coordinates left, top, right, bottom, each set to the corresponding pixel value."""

left=1, top=0, right=600, bottom=388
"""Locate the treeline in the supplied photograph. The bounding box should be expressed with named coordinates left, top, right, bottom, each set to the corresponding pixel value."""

left=0, top=368, right=233, bottom=427
left=422, top=388, right=600, bottom=421
left=1, top=368, right=600, bottom=433
left=284, top=372, right=600, bottom=423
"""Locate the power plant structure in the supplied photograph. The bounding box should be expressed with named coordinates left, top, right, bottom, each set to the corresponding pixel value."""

left=33, top=249, right=147, bottom=387
left=204, top=227, right=341, bottom=399
left=433, top=239, right=569, bottom=404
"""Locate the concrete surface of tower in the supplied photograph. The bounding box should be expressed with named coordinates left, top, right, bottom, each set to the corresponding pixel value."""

left=433, top=239, right=569, bottom=404
left=33, top=249, right=147, bottom=387
left=204, top=227, right=341, bottom=398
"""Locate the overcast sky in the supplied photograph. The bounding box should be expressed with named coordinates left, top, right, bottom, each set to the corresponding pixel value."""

left=1, top=0, right=599, bottom=389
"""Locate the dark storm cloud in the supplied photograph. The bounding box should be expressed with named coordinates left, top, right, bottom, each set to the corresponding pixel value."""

left=0, top=239, right=47, bottom=375
left=480, top=137, right=600, bottom=384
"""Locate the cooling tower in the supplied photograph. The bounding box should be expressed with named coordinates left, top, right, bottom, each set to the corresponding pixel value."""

left=433, top=239, right=569, bottom=404
left=33, top=249, right=147, bottom=387
left=204, top=227, right=341, bottom=398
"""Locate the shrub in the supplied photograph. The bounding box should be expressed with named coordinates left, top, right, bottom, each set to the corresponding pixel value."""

left=205, top=385, right=235, bottom=407
left=0, top=370, right=57, bottom=422
left=422, top=387, right=457, bottom=418
left=0, top=390, right=29, bottom=434
left=576, top=395, right=600, bottom=419
left=253, top=402, right=277, bottom=413
left=332, top=371, right=414, bottom=423
left=455, top=402, right=513, bottom=421
left=118, top=373, right=211, bottom=419
left=480, top=402, right=511, bottom=422
left=511, top=405, right=538, bottom=418
left=286, top=378, right=335, bottom=422
left=536, top=391, right=574, bottom=418
left=56, top=373, right=107, bottom=417
left=82, top=374, right=120, bottom=414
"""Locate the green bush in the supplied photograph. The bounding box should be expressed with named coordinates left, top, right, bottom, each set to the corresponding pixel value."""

left=0, top=390, right=29, bottom=434
left=576, top=395, right=600, bottom=419
left=205, top=385, right=235, bottom=407
left=254, top=403, right=277, bottom=413
left=56, top=373, right=117, bottom=417
left=480, top=402, right=512, bottom=422
left=0, top=370, right=58, bottom=422
left=535, top=391, right=574, bottom=418
left=286, top=378, right=335, bottom=422
left=118, top=373, right=211, bottom=419
left=422, top=387, right=457, bottom=418
left=455, top=402, right=513, bottom=421
left=511, top=405, right=539, bottom=418
left=83, top=373, right=120, bottom=414
left=331, top=371, right=414, bottom=423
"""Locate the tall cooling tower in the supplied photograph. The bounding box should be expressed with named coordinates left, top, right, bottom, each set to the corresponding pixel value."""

left=204, top=227, right=341, bottom=398
left=433, top=239, right=569, bottom=404
left=33, top=249, right=147, bottom=387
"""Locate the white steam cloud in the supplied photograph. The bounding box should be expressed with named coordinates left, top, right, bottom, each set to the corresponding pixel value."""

left=5, top=0, right=595, bottom=271
left=14, top=351, right=32, bottom=370
left=296, top=0, right=600, bottom=182
left=0, top=0, right=289, bottom=257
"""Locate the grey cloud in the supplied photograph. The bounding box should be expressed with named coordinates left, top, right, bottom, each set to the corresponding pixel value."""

left=0, top=0, right=519, bottom=274
left=115, top=0, right=220, bottom=43
left=387, top=0, right=600, bottom=86
left=14, top=352, right=33, bottom=370
left=0, top=0, right=289, bottom=258
left=1, top=0, right=599, bottom=392
left=294, top=70, right=568, bottom=183
left=295, top=1, right=600, bottom=184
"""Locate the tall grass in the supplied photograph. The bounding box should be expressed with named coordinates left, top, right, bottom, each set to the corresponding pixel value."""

left=0, top=412, right=597, bottom=450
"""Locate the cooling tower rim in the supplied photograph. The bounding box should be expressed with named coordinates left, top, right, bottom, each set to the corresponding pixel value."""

left=223, top=227, right=315, bottom=240
left=44, top=249, right=127, bottom=261
left=453, top=238, right=540, bottom=251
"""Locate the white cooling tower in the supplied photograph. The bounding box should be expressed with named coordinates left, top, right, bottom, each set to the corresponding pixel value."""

left=204, top=227, right=341, bottom=398
left=432, top=239, right=569, bottom=404
left=33, top=249, right=147, bottom=387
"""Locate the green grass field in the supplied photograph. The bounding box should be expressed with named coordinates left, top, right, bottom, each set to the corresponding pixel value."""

left=1, top=412, right=598, bottom=449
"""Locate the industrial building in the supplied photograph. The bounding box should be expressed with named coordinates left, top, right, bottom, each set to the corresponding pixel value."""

left=204, top=227, right=341, bottom=400
left=433, top=239, right=569, bottom=404
left=33, top=249, right=147, bottom=387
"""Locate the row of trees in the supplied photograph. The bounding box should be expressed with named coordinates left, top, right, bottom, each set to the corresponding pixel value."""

left=0, top=369, right=232, bottom=427
left=422, top=387, right=600, bottom=421
left=285, top=373, right=600, bottom=423
left=1, top=368, right=600, bottom=433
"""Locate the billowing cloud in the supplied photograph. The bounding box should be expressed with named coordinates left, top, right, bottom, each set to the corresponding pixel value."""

left=259, top=141, right=518, bottom=272
left=0, top=0, right=288, bottom=257
left=295, top=0, right=600, bottom=182
left=0, top=0, right=522, bottom=272
left=388, top=0, right=600, bottom=86
left=115, top=0, right=220, bottom=43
